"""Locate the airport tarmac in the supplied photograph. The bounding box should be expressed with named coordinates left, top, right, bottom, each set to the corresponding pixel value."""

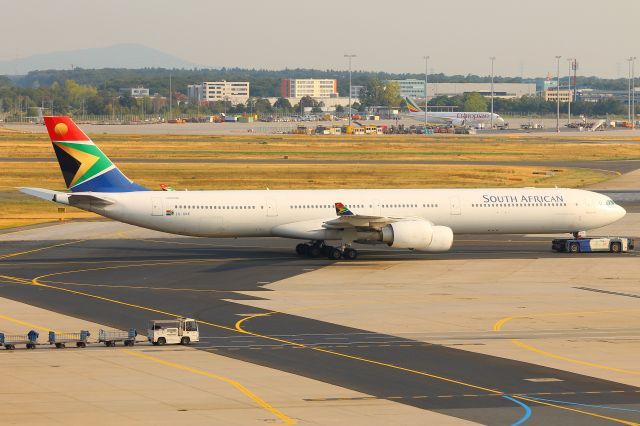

left=4, top=119, right=640, bottom=137
left=1, top=296, right=462, bottom=426
left=0, top=169, right=638, bottom=425
left=0, top=213, right=638, bottom=425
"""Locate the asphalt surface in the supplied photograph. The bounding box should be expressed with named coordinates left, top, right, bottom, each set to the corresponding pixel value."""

left=0, top=235, right=639, bottom=425
left=3, top=158, right=640, bottom=174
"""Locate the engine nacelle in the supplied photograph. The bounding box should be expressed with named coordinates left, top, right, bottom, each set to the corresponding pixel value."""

left=415, top=225, right=453, bottom=252
left=381, top=221, right=453, bottom=252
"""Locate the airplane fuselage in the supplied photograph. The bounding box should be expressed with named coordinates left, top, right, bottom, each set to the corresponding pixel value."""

left=88, top=187, right=624, bottom=239
left=408, top=111, right=504, bottom=126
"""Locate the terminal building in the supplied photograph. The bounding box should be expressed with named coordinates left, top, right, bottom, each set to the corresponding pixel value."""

left=187, top=81, right=250, bottom=104
left=391, top=79, right=536, bottom=100
left=281, top=78, right=338, bottom=99
left=427, top=82, right=536, bottom=99
left=576, top=88, right=640, bottom=105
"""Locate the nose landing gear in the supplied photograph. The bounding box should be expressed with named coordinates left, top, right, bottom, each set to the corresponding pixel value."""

left=295, top=241, right=358, bottom=260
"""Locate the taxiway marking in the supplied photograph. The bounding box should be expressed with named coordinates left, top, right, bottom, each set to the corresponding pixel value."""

left=494, top=310, right=640, bottom=376
left=123, top=349, right=296, bottom=425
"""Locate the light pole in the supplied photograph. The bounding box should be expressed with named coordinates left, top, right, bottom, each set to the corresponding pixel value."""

left=567, top=58, right=573, bottom=125
left=628, top=57, right=633, bottom=126
left=555, top=55, right=561, bottom=133
left=423, top=56, right=429, bottom=129
left=632, top=56, right=637, bottom=129
left=344, top=54, right=356, bottom=127
left=489, top=57, right=496, bottom=129
left=168, top=72, right=172, bottom=121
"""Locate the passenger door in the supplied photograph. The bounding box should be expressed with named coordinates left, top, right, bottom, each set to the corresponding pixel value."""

left=151, top=197, right=163, bottom=216
left=372, top=199, right=381, bottom=216
left=266, top=199, right=278, bottom=217
left=450, top=197, right=461, bottom=215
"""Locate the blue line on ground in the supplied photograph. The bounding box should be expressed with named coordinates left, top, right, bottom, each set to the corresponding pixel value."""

left=502, top=395, right=532, bottom=426
left=524, top=395, right=640, bottom=413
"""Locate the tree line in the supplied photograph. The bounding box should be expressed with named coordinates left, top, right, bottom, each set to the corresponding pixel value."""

left=0, top=71, right=630, bottom=118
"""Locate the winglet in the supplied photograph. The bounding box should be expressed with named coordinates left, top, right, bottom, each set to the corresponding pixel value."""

left=335, top=202, right=354, bottom=216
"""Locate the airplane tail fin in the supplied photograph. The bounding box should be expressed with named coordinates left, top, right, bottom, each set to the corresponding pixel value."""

left=44, top=116, right=148, bottom=192
left=405, top=97, right=423, bottom=113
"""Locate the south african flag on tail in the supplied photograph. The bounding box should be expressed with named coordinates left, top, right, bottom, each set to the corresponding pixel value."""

left=43, top=117, right=148, bottom=193
left=335, top=202, right=354, bottom=216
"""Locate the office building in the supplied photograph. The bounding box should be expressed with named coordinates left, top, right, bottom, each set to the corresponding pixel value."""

left=542, top=89, right=573, bottom=102
left=188, top=81, right=250, bottom=104
left=390, top=79, right=426, bottom=98
left=281, top=79, right=338, bottom=99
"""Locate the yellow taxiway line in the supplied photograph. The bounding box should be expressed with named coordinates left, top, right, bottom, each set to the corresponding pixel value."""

left=494, top=310, right=640, bottom=375
left=123, top=349, right=296, bottom=425
left=1, top=240, right=637, bottom=425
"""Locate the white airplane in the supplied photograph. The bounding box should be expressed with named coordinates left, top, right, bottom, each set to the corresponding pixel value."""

left=404, top=97, right=506, bottom=127
left=20, top=117, right=625, bottom=260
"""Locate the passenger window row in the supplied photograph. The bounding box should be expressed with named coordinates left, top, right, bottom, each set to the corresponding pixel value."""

left=175, top=205, right=258, bottom=210
left=289, top=203, right=439, bottom=209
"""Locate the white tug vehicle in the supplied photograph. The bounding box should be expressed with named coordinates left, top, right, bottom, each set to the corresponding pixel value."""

left=148, top=318, right=200, bottom=345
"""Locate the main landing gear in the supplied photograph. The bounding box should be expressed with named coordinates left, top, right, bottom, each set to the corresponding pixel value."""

left=295, top=241, right=358, bottom=260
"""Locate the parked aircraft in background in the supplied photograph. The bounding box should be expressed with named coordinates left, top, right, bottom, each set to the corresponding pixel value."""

left=404, top=97, right=505, bottom=128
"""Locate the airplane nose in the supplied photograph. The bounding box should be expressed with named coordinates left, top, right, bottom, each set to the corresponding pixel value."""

left=615, top=205, right=626, bottom=220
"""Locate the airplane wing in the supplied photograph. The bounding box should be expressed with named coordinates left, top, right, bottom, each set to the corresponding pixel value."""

left=270, top=202, right=434, bottom=242
left=323, top=202, right=420, bottom=230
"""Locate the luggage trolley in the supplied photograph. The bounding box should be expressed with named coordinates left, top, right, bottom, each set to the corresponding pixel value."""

left=48, top=331, right=90, bottom=348
left=0, top=332, right=39, bottom=350
left=98, top=329, right=137, bottom=347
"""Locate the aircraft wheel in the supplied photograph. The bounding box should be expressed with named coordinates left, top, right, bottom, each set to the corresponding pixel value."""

left=343, top=248, right=358, bottom=260
left=328, top=248, right=343, bottom=260
left=307, top=245, right=322, bottom=258
left=296, top=243, right=308, bottom=256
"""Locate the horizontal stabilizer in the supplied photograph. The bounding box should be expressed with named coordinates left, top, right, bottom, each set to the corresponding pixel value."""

left=19, top=187, right=114, bottom=206
left=68, top=193, right=114, bottom=206
left=19, top=187, right=62, bottom=202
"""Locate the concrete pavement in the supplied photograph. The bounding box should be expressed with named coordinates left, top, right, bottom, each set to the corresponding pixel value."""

left=0, top=296, right=472, bottom=425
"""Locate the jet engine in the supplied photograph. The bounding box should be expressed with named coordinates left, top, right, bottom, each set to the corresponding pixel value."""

left=379, top=221, right=453, bottom=252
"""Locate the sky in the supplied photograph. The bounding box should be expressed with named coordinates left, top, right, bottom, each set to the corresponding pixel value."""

left=2, top=0, right=638, bottom=78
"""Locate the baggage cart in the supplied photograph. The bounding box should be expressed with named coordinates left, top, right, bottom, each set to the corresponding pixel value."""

left=98, top=329, right=137, bottom=347
left=0, top=332, right=38, bottom=350
left=48, top=330, right=90, bottom=348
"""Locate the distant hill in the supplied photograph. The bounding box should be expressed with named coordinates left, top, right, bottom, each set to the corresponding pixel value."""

left=0, top=43, right=198, bottom=74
